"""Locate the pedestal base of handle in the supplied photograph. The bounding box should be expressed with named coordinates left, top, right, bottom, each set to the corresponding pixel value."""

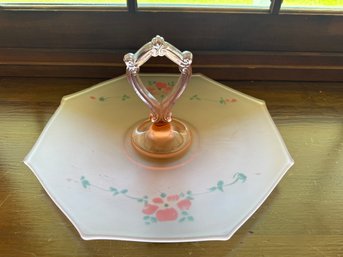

left=131, top=118, right=192, bottom=159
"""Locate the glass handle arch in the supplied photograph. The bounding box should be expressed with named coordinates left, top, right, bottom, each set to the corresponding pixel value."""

left=124, top=36, right=193, bottom=159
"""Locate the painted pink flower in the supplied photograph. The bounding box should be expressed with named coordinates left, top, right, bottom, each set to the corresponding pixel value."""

left=147, top=86, right=157, bottom=94
left=142, top=194, right=192, bottom=222
left=225, top=98, right=237, bottom=103
left=167, top=194, right=179, bottom=201
left=162, top=87, right=172, bottom=94
left=152, top=197, right=164, bottom=204
left=177, top=199, right=191, bottom=210
left=156, top=208, right=178, bottom=221
left=142, top=204, right=159, bottom=215
left=156, top=82, right=168, bottom=89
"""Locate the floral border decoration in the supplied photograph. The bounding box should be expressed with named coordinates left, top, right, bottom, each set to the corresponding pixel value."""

left=77, top=172, right=247, bottom=225
left=89, top=81, right=238, bottom=106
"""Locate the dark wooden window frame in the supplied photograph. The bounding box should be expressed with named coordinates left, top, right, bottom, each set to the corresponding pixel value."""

left=1, top=0, right=343, bottom=81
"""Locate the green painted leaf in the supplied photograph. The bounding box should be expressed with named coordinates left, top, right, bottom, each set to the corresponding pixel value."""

left=109, top=187, right=119, bottom=195
left=217, top=180, right=224, bottom=192
left=182, top=211, right=188, bottom=216
left=150, top=217, right=157, bottom=223
left=122, top=94, right=130, bottom=101
left=179, top=192, right=185, bottom=197
left=160, top=193, right=167, bottom=198
left=137, top=199, right=143, bottom=203
left=186, top=190, right=192, bottom=195
left=187, top=216, right=194, bottom=221
left=186, top=196, right=194, bottom=200
left=143, top=216, right=150, bottom=220
left=80, top=177, right=90, bottom=189
left=190, top=94, right=199, bottom=100
left=179, top=217, right=186, bottom=223
left=120, top=189, right=128, bottom=194
left=217, top=180, right=224, bottom=187
left=236, top=172, right=247, bottom=182
left=209, top=186, right=217, bottom=192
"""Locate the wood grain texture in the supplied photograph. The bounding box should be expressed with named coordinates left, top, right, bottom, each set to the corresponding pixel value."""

left=0, top=77, right=343, bottom=257
left=1, top=49, right=343, bottom=81
left=0, top=11, right=343, bottom=52
left=1, top=10, right=343, bottom=81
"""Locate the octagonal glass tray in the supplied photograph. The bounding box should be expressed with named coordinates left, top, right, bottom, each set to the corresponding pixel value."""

left=24, top=74, right=294, bottom=242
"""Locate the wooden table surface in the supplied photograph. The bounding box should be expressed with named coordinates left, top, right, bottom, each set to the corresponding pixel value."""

left=1, top=77, right=343, bottom=257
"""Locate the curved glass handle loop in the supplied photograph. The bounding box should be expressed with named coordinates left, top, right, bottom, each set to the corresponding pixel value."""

left=124, top=35, right=193, bottom=124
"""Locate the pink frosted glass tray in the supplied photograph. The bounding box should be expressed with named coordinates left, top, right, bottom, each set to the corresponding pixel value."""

left=24, top=74, right=294, bottom=242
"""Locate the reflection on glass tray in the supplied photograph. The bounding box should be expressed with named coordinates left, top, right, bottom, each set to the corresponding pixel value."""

left=24, top=74, right=294, bottom=242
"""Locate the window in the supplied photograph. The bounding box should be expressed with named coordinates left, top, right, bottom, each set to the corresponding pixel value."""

left=1, top=0, right=125, bottom=4
left=1, top=0, right=342, bottom=81
left=283, top=0, right=343, bottom=11
left=137, top=0, right=270, bottom=9
left=0, top=0, right=126, bottom=6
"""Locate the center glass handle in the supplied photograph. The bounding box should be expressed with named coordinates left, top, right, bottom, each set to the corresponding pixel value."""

left=124, top=35, right=193, bottom=159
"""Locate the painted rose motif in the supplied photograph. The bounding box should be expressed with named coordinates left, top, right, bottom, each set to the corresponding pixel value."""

left=77, top=172, right=247, bottom=225
left=147, top=81, right=174, bottom=99
left=190, top=94, right=238, bottom=105
left=89, top=94, right=130, bottom=102
left=143, top=194, right=192, bottom=223
left=155, top=82, right=171, bottom=93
